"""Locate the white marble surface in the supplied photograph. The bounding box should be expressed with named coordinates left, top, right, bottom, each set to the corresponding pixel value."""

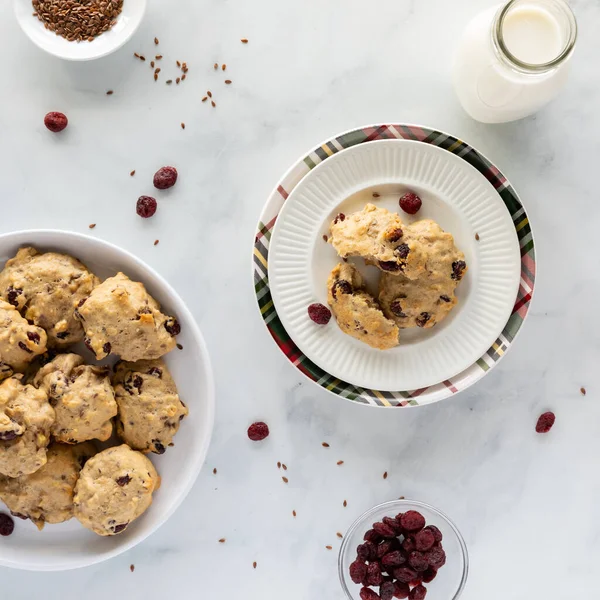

left=1, top=0, right=600, bottom=597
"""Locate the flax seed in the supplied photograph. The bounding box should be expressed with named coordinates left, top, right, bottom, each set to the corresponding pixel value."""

left=154, top=239, right=160, bottom=246
left=214, top=63, right=218, bottom=70
left=181, top=122, right=185, bottom=129
left=337, top=460, right=344, bottom=465
left=225, top=79, right=232, bottom=84
left=218, top=538, right=226, bottom=543
left=222, top=64, right=226, bottom=71
left=130, top=170, right=135, bottom=176
left=282, top=476, right=288, bottom=483
left=241, top=38, right=248, bottom=43
left=322, top=442, right=330, bottom=448
left=211, top=100, right=216, bottom=107
left=154, top=37, right=159, bottom=45
left=106, top=90, right=113, bottom=95
left=88, top=224, right=96, bottom=229
left=253, top=562, right=257, bottom=569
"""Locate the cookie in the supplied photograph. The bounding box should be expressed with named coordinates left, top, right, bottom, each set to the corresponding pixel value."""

left=0, top=247, right=100, bottom=347
left=0, top=375, right=54, bottom=477
left=329, top=204, right=427, bottom=279
left=327, top=263, right=399, bottom=350
left=112, top=359, right=188, bottom=455
left=34, top=354, right=117, bottom=443
left=75, top=273, right=179, bottom=362
left=0, top=298, right=48, bottom=373
left=379, top=220, right=467, bottom=328
left=73, top=444, right=160, bottom=536
left=0, top=442, right=95, bottom=529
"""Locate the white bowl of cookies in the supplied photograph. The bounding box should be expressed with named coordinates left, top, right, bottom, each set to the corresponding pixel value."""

left=0, top=230, right=214, bottom=570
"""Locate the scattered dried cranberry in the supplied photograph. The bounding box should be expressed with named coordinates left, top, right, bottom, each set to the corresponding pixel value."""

left=308, top=303, right=331, bottom=325
left=409, top=584, right=427, bottom=600
left=26, top=331, right=40, bottom=344
left=153, top=166, right=178, bottom=189
left=399, top=192, right=422, bottom=215
left=44, top=111, right=68, bottom=133
left=395, top=243, right=410, bottom=259
left=247, top=421, right=269, bottom=441
left=148, top=367, right=163, bottom=378
left=379, top=260, right=402, bottom=272
left=364, top=529, right=382, bottom=543
left=112, top=523, right=128, bottom=534
left=350, top=559, right=368, bottom=584
left=373, top=521, right=398, bottom=538
left=536, top=411, right=555, bottom=433
left=416, top=313, right=431, bottom=328
left=390, top=300, right=407, bottom=318
left=332, top=279, right=353, bottom=298
left=393, top=567, right=417, bottom=583
left=164, top=318, right=181, bottom=336
left=380, top=581, right=395, bottom=600
left=366, top=562, right=383, bottom=586
left=451, top=260, right=467, bottom=281
left=357, top=541, right=377, bottom=561
left=393, top=582, right=410, bottom=599
left=0, top=513, right=15, bottom=536
left=400, top=511, right=426, bottom=533
left=422, top=568, right=437, bottom=583
left=103, top=342, right=112, bottom=355
left=116, top=475, right=131, bottom=487
left=386, top=228, right=404, bottom=243
left=414, top=529, right=435, bottom=552
left=408, top=551, right=429, bottom=572
left=360, top=587, right=381, bottom=600
left=382, top=516, right=401, bottom=535
left=425, top=546, right=446, bottom=569
left=402, top=536, right=416, bottom=553
left=136, top=196, right=158, bottom=218
left=153, top=440, right=166, bottom=454
left=422, top=525, right=443, bottom=544
left=439, top=295, right=451, bottom=303
left=6, top=286, right=22, bottom=307
left=382, top=551, right=406, bottom=569
left=377, top=540, right=394, bottom=558
left=0, top=431, right=18, bottom=441
left=333, top=213, right=346, bottom=224
left=18, top=341, right=33, bottom=354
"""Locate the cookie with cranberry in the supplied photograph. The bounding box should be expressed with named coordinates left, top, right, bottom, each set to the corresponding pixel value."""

left=327, top=263, right=399, bottom=350
left=0, top=299, right=48, bottom=373
left=34, top=353, right=117, bottom=443
left=74, top=273, right=179, bottom=361
left=112, top=359, right=187, bottom=454
left=328, top=204, right=427, bottom=279
left=0, top=247, right=99, bottom=347
left=0, top=442, right=95, bottom=529
left=0, top=375, right=54, bottom=478
left=73, top=444, right=160, bottom=536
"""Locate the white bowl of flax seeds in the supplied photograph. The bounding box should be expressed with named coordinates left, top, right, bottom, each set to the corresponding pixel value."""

left=14, top=0, right=147, bottom=61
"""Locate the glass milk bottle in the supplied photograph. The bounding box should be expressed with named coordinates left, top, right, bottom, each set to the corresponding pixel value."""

left=453, top=0, right=577, bottom=123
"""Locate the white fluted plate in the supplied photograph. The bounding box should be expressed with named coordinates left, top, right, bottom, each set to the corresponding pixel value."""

left=268, top=139, right=521, bottom=391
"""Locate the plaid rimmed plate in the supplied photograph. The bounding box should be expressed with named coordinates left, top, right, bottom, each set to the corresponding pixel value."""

left=253, top=124, right=535, bottom=407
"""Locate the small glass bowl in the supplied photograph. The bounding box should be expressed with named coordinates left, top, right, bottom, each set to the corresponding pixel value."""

left=339, top=499, right=468, bottom=600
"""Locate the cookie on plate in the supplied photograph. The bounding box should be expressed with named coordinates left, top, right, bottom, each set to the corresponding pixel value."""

left=73, top=444, right=160, bottom=536
left=34, top=353, right=117, bottom=443
left=379, top=220, right=467, bottom=329
left=329, top=204, right=427, bottom=279
left=0, top=375, right=54, bottom=478
left=112, top=359, right=188, bottom=455
left=74, top=273, right=180, bottom=362
left=0, top=247, right=100, bottom=347
left=327, top=263, right=399, bottom=350
left=0, top=442, right=96, bottom=529
left=0, top=298, right=48, bottom=374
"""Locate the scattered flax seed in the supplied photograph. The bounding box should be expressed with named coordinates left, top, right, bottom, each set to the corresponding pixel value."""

left=253, top=561, right=257, bottom=569
left=383, top=471, right=388, bottom=480
left=154, top=37, right=159, bottom=45
left=581, top=387, right=587, bottom=395
left=336, top=532, right=343, bottom=539
left=337, top=460, right=344, bottom=465
left=176, top=343, right=183, bottom=350
left=134, top=52, right=140, bottom=58
left=154, top=68, right=161, bottom=74
left=106, top=90, right=114, bottom=95
left=222, top=64, right=227, bottom=71
left=181, top=122, right=185, bottom=129
left=130, top=170, right=135, bottom=176
left=214, top=63, right=218, bottom=70
left=202, top=97, right=208, bottom=102
left=218, top=538, right=226, bottom=543
left=323, top=235, right=328, bottom=242
left=150, top=61, right=155, bottom=68
left=167, top=80, right=173, bottom=85
left=372, top=192, right=380, bottom=198
left=176, top=61, right=181, bottom=67
left=282, top=464, right=287, bottom=471
left=282, top=476, right=288, bottom=484
left=181, top=74, right=187, bottom=81
left=225, top=79, right=232, bottom=85
left=155, top=55, right=163, bottom=60
left=277, top=462, right=281, bottom=469
left=130, top=564, right=135, bottom=572
left=475, top=233, right=480, bottom=241
left=176, top=78, right=181, bottom=84
left=154, top=239, right=160, bottom=246
left=88, top=224, right=96, bottom=229
left=325, top=546, right=332, bottom=550
left=343, top=500, right=347, bottom=507
left=241, top=38, right=249, bottom=43
left=213, top=468, right=217, bottom=475
left=154, top=74, right=158, bottom=81
left=399, top=496, right=405, bottom=500
left=322, top=442, right=330, bottom=448
left=139, top=55, right=146, bottom=61
left=211, top=100, right=216, bottom=108
left=207, top=91, right=213, bottom=98
left=292, top=510, right=297, bottom=517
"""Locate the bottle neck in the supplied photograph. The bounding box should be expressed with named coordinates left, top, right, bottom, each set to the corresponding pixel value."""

left=491, top=0, right=577, bottom=75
